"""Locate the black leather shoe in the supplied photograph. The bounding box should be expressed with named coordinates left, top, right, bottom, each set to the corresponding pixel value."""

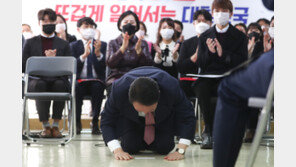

left=200, top=133, right=213, bottom=149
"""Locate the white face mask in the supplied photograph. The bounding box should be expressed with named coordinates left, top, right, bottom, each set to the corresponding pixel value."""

left=195, top=22, right=210, bottom=35
left=160, top=28, right=174, bottom=40
left=80, top=28, right=96, bottom=40
left=136, top=30, right=145, bottom=39
left=55, top=23, right=66, bottom=33
left=268, top=27, right=274, bottom=38
left=213, top=12, right=230, bottom=26
left=23, top=32, right=33, bottom=39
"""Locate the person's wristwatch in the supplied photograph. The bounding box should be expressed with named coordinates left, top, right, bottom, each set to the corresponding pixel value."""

left=176, top=148, right=185, bottom=155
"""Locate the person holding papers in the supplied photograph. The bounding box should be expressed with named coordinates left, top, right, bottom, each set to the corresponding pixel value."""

left=193, top=0, right=248, bottom=149
left=177, top=9, right=212, bottom=98
left=70, top=17, right=107, bottom=135
left=101, top=66, right=196, bottom=161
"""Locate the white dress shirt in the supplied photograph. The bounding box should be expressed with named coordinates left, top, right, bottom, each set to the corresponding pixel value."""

left=154, top=41, right=179, bottom=67
left=107, top=111, right=191, bottom=152
left=79, top=39, right=103, bottom=79
left=215, top=24, right=230, bottom=33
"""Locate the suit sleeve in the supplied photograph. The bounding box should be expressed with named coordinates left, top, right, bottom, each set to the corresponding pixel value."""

left=174, top=84, right=196, bottom=140
left=100, top=84, right=120, bottom=143
left=93, top=42, right=107, bottom=78
left=70, top=42, right=85, bottom=74
left=196, top=36, right=211, bottom=71
left=177, top=41, right=198, bottom=74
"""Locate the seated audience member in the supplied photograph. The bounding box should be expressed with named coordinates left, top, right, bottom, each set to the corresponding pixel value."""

left=56, top=14, right=77, bottom=43
left=234, top=23, right=247, bottom=35
left=106, top=10, right=152, bottom=95
left=152, top=18, right=180, bottom=78
left=101, top=66, right=196, bottom=161
left=247, top=22, right=264, bottom=58
left=22, top=24, right=34, bottom=40
left=22, top=8, right=71, bottom=138
left=177, top=9, right=212, bottom=98
left=135, top=21, right=153, bottom=53
left=173, top=19, right=185, bottom=43
left=70, top=17, right=107, bottom=135
left=193, top=0, right=248, bottom=149
left=256, top=18, right=270, bottom=35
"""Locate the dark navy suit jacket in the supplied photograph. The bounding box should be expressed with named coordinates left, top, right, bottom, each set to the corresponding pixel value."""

left=70, top=39, right=107, bottom=83
left=100, top=66, right=196, bottom=143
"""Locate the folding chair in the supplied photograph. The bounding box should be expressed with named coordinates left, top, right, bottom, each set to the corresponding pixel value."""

left=22, top=57, right=77, bottom=146
left=245, top=73, right=274, bottom=167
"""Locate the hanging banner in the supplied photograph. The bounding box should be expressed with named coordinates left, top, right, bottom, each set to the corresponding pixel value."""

left=22, top=0, right=274, bottom=43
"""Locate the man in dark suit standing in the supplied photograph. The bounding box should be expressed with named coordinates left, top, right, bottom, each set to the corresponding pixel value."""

left=22, top=8, right=71, bottom=138
left=100, top=67, right=196, bottom=161
left=193, top=0, right=248, bottom=149
left=70, top=17, right=107, bottom=135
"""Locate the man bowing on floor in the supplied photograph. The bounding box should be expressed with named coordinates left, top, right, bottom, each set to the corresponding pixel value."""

left=100, top=66, right=196, bottom=161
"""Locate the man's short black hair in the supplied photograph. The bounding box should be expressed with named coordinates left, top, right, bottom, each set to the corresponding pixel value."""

left=77, top=17, right=97, bottom=28
left=173, top=20, right=183, bottom=30
left=129, top=77, right=160, bottom=106
left=117, top=10, right=140, bottom=32
left=270, top=16, right=274, bottom=22
left=193, top=9, right=212, bottom=22
left=256, top=18, right=270, bottom=25
left=247, top=22, right=263, bottom=34
left=38, top=8, right=57, bottom=21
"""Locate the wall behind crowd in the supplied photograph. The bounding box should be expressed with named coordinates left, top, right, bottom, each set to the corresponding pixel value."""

left=22, top=0, right=274, bottom=43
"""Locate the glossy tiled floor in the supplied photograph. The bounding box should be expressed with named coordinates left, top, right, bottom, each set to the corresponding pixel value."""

left=22, top=134, right=274, bottom=167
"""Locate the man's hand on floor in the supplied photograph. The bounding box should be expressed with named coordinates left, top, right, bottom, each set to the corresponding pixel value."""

left=113, top=148, right=134, bottom=160
left=164, top=151, right=184, bottom=161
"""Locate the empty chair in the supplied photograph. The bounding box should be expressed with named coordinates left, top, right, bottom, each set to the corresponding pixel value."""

left=22, top=57, right=77, bottom=145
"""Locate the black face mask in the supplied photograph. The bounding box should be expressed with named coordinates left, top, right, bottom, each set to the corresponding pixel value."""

left=43, top=24, right=56, bottom=35
left=122, top=23, right=136, bottom=35
left=175, top=31, right=182, bottom=39
left=248, top=32, right=261, bottom=41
